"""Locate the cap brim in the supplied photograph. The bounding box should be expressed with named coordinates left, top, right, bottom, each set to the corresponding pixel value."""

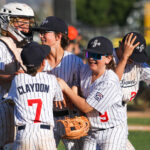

left=31, top=26, right=48, bottom=32
left=83, top=48, right=106, bottom=55
left=130, top=52, right=148, bottom=63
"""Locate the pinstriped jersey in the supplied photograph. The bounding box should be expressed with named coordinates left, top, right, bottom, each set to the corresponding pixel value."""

left=43, top=51, right=83, bottom=87
left=6, top=72, right=63, bottom=127
left=43, top=51, right=84, bottom=111
left=80, top=64, right=127, bottom=129
left=0, top=41, right=19, bottom=99
left=113, top=49, right=150, bottom=103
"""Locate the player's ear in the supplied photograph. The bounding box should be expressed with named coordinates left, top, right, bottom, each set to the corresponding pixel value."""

left=55, top=33, right=62, bottom=41
left=41, top=59, right=46, bottom=67
left=105, top=55, right=112, bottom=64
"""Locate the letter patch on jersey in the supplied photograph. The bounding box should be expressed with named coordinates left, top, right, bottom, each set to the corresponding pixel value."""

left=94, top=92, right=103, bottom=101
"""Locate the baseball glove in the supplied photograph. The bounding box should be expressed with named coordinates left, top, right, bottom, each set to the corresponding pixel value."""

left=57, top=116, right=90, bottom=139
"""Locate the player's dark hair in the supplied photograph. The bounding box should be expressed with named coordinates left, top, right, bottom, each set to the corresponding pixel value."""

left=106, top=55, right=116, bottom=71
left=26, top=66, right=41, bottom=76
left=55, top=32, right=69, bottom=49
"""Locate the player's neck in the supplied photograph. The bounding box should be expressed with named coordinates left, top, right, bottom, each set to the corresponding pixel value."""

left=47, top=47, right=64, bottom=68
left=91, top=69, right=105, bottom=83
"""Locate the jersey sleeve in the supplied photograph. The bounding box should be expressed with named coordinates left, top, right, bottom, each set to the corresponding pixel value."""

left=86, top=80, right=121, bottom=114
left=0, top=42, right=7, bottom=70
left=5, top=77, right=17, bottom=101
left=53, top=77, right=64, bottom=101
left=72, top=58, right=84, bottom=87
left=140, top=63, right=150, bottom=86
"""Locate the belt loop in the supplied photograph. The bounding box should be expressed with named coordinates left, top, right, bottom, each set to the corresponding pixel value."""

left=40, top=124, right=50, bottom=130
left=18, top=125, right=26, bottom=131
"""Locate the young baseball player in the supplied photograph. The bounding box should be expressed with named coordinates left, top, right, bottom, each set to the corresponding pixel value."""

left=57, top=36, right=128, bottom=150
left=32, top=16, right=84, bottom=150
left=3, top=41, right=63, bottom=150
left=113, top=32, right=150, bottom=150
left=0, top=2, right=35, bottom=149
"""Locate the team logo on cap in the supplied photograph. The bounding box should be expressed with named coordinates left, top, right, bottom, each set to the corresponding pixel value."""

left=42, top=19, right=48, bottom=25
left=91, top=39, right=101, bottom=48
left=94, top=92, right=103, bottom=101
left=136, top=44, right=145, bottom=52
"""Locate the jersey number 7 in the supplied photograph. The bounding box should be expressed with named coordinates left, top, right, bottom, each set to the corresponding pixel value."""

left=28, top=99, right=42, bottom=123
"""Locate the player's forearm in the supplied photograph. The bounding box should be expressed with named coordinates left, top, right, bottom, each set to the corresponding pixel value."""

left=0, top=74, right=15, bottom=84
left=115, top=56, right=128, bottom=80
left=63, top=85, right=93, bottom=113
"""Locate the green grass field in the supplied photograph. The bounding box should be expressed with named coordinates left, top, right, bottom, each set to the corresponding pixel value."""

left=129, top=131, right=150, bottom=150
left=58, top=132, right=150, bottom=150
left=58, top=117, right=150, bottom=150
left=58, top=141, right=65, bottom=150
left=128, top=118, right=150, bottom=125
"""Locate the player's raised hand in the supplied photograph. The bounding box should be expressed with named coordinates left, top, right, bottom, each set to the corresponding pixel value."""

left=14, top=69, right=24, bottom=75
left=122, top=33, right=140, bottom=59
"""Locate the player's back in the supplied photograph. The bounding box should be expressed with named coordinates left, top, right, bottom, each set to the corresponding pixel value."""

left=8, top=72, right=63, bottom=126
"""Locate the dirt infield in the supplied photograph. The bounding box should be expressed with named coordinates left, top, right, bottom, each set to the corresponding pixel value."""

left=128, top=125, right=150, bottom=131
left=127, top=110, right=150, bottom=131
left=127, top=111, right=150, bottom=118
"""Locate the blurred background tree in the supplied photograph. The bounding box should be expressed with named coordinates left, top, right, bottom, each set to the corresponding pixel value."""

left=76, top=0, right=137, bottom=27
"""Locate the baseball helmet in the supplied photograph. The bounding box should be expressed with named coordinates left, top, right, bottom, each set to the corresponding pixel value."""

left=0, top=2, right=34, bottom=17
left=0, top=2, right=35, bottom=42
left=68, top=25, right=78, bottom=41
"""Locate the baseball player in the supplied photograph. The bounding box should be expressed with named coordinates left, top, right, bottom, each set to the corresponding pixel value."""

left=0, top=2, right=35, bottom=149
left=113, top=32, right=150, bottom=150
left=57, top=36, right=128, bottom=150
left=3, top=41, right=63, bottom=150
left=32, top=16, right=84, bottom=150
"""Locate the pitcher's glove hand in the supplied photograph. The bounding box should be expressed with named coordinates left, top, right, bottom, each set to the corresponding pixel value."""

left=57, top=116, right=90, bottom=139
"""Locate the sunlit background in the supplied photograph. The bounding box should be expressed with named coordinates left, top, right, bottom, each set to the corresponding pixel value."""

left=1, top=0, right=150, bottom=122
left=0, top=1, right=150, bottom=149
left=1, top=0, right=150, bottom=47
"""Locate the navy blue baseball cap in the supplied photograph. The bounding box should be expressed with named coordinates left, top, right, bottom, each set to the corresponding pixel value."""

left=21, top=42, right=50, bottom=67
left=122, top=32, right=148, bottom=63
left=84, top=36, right=113, bottom=55
left=32, top=16, right=68, bottom=35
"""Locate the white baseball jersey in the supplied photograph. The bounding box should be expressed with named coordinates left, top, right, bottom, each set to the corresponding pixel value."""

left=43, top=51, right=84, bottom=150
left=80, top=64, right=127, bottom=129
left=6, top=72, right=63, bottom=127
left=0, top=40, right=19, bottom=99
left=44, top=51, right=83, bottom=86
left=113, top=49, right=150, bottom=103
left=80, top=65, right=127, bottom=150
left=0, top=38, right=21, bottom=147
left=44, top=51, right=84, bottom=110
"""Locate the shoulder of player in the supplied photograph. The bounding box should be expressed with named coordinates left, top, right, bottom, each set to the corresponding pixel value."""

left=0, top=40, right=8, bottom=53
left=139, top=62, right=150, bottom=68
left=38, top=72, right=58, bottom=81
left=14, top=73, right=58, bottom=85
left=80, top=63, right=90, bottom=75
left=64, top=51, right=83, bottom=62
left=102, top=70, right=119, bottom=85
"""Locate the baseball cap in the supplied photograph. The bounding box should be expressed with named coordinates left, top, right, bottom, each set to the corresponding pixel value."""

left=32, top=16, right=68, bottom=35
left=21, top=42, right=50, bottom=67
left=84, top=36, right=113, bottom=55
left=122, top=32, right=148, bottom=63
